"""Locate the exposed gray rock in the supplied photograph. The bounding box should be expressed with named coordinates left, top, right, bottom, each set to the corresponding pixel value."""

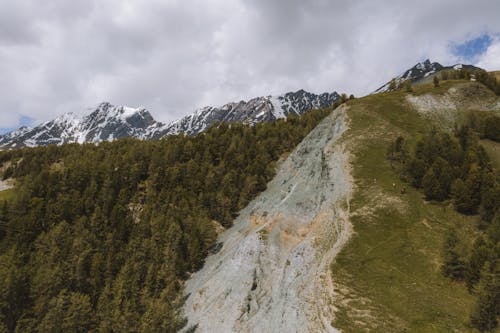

left=0, top=90, right=339, bottom=149
left=182, top=105, right=352, bottom=333
left=373, top=59, right=482, bottom=93
left=406, top=82, right=500, bottom=127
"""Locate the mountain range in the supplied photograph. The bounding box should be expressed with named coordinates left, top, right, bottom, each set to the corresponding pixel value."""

left=0, top=90, right=340, bottom=149
left=0, top=59, right=485, bottom=149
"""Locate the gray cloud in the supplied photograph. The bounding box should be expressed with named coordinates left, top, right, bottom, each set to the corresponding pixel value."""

left=1, top=0, right=500, bottom=129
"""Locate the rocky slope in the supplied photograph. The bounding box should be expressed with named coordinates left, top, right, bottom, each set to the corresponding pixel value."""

left=182, top=105, right=352, bottom=332
left=0, top=90, right=339, bottom=149
left=161, top=90, right=340, bottom=136
left=0, top=103, right=162, bottom=149
left=406, top=82, right=500, bottom=127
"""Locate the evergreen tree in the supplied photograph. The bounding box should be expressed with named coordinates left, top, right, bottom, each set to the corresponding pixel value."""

left=422, top=157, right=453, bottom=201
left=404, top=80, right=413, bottom=92
left=470, top=262, right=499, bottom=332
left=0, top=107, right=333, bottom=330
left=484, top=116, right=500, bottom=142
left=37, top=290, right=95, bottom=333
left=466, top=237, right=493, bottom=291
left=452, top=169, right=482, bottom=214
left=433, top=76, right=440, bottom=87
left=405, top=158, right=427, bottom=188
left=389, top=79, right=397, bottom=90
left=441, top=227, right=466, bottom=280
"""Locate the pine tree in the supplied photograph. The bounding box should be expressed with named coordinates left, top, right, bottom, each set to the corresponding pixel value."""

left=405, top=158, right=427, bottom=188
left=441, top=227, right=466, bottom=280
left=37, top=290, right=95, bottom=333
left=465, top=237, right=492, bottom=291
left=389, top=79, right=397, bottom=90
left=433, top=76, right=440, bottom=87
left=470, top=262, right=499, bottom=332
left=452, top=169, right=482, bottom=214
left=484, top=116, right=500, bottom=142
left=422, top=157, right=453, bottom=201
left=404, top=80, right=413, bottom=92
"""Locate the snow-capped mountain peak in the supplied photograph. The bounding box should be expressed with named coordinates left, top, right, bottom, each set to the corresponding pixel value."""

left=154, top=89, right=340, bottom=137
left=373, top=59, right=482, bottom=94
left=0, top=89, right=339, bottom=149
left=0, top=103, right=161, bottom=148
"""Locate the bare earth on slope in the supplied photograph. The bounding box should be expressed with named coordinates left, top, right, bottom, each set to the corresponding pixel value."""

left=406, top=82, right=500, bottom=126
left=182, top=105, right=352, bottom=333
left=0, top=179, right=13, bottom=191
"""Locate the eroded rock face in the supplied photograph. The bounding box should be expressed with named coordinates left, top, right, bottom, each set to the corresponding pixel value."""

left=406, top=83, right=500, bottom=127
left=182, top=105, right=352, bottom=333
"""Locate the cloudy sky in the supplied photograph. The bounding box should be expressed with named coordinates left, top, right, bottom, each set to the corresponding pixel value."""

left=1, top=0, right=500, bottom=133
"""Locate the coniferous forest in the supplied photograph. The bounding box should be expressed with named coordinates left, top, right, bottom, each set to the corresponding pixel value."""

left=388, top=116, right=500, bottom=332
left=0, top=107, right=332, bottom=332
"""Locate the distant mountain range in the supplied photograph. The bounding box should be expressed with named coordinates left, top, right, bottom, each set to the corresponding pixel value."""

left=0, top=90, right=340, bottom=149
left=373, top=59, right=482, bottom=93
left=0, top=59, right=486, bottom=149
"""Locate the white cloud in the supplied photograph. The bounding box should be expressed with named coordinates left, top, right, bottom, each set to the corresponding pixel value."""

left=0, top=0, right=500, bottom=129
left=476, top=37, right=500, bottom=70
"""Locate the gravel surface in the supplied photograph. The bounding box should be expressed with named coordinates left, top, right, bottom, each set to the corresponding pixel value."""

left=0, top=179, right=12, bottom=191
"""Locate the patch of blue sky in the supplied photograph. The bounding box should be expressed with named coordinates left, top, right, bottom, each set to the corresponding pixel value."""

left=451, top=34, right=492, bottom=62
left=0, top=115, right=34, bottom=135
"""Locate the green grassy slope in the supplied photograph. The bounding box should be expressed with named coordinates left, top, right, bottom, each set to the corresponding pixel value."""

left=490, top=71, right=500, bottom=81
left=332, top=83, right=499, bottom=332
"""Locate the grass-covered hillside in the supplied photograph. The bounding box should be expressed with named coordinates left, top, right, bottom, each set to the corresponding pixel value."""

left=332, top=79, right=500, bottom=332
left=0, top=107, right=333, bottom=333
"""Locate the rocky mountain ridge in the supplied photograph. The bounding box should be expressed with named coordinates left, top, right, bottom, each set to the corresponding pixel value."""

left=373, top=59, right=481, bottom=93
left=0, top=90, right=339, bottom=149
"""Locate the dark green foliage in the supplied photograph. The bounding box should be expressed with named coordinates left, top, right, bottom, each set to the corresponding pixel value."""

left=389, top=79, right=397, bottom=90
left=446, top=68, right=500, bottom=96
left=475, top=71, right=500, bottom=96
left=452, top=169, right=482, bottom=215
left=484, top=117, right=500, bottom=142
left=470, top=262, right=500, bottom=332
left=465, top=237, right=493, bottom=291
left=389, top=126, right=500, bottom=328
left=386, top=136, right=409, bottom=168
left=392, top=127, right=497, bottom=215
left=466, top=113, right=500, bottom=143
left=404, top=79, right=413, bottom=92
left=0, top=107, right=331, bottom=332
left=405, top=157, right=427, bottom=188
left=422, top=157, right=453, bottom=201
left=442, top=227, right=466, bottom=280
left=433, top=76, right=440, bottom=87
left=37, top=290, right=94, bottom=333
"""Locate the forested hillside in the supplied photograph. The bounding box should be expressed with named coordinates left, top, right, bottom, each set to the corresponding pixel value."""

left=389, top=121, right=500, bottom=331
left=331, top=79, right=500, bottom=332
left=0, top=107, right=332, bottom=332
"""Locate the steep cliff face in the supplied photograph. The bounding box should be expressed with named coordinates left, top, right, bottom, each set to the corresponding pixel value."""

left=182, top=105, right=352, bottom=332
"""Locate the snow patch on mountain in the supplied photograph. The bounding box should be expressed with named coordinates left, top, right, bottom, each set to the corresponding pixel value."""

left=0, top=90, right=339, bottom=149
left=373, top=59, right=482, bottom=94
